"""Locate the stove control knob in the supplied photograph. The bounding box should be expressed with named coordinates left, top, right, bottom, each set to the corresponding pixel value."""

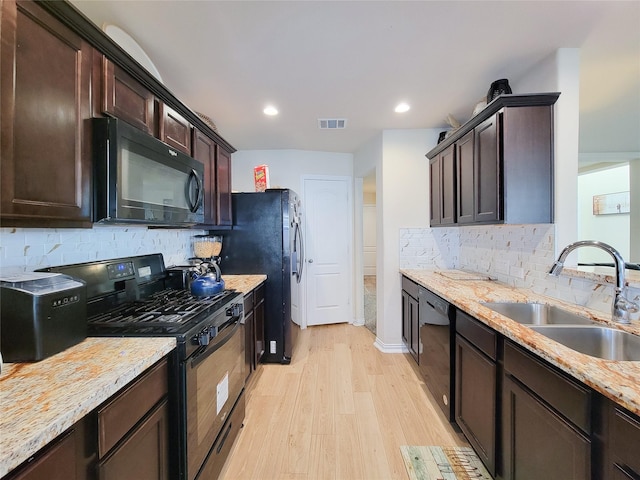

left=198, top=329, right=210, bottom=346
left=227, top=303, right=243, bottom=317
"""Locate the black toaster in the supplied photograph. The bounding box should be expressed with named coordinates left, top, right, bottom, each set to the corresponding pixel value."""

left=1, top=273, right=87, bottom=362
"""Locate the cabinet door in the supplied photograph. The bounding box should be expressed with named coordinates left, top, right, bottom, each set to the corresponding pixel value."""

left=607, top=404, right=640, bottom=479
left=103, top=58, right=155, bottom=134
left=192, top=129, right=218, bottom=226
left=429, top=157, right=441, bottom=226
left=456, top=131, right=475, bottom=224
left=159, top=103, right=191, bottom=154
left=402, top=290, right=410, bottom=346
left=98, top=399, right=169, bottom=480
left=1, top=0, right=92, bottom=226
left=474, top=115, right=501, bottom=223
left=440, top=145, right=456, bottom=225
left=409, top=295, right=420, bottom=364
left=611, top=465, right=639, bottom=480
left=455, top=334, right=496, bottom=476
left=98, top=359, right=168, bottom=458
left=502, top=375, right=591, bottom=480
left=6, top=430, right=78, bottom=480
left=216, top=147, right=233, bottom=226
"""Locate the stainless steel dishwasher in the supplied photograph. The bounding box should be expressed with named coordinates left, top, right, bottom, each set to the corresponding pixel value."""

left=418, top=286, right=454, bottom=421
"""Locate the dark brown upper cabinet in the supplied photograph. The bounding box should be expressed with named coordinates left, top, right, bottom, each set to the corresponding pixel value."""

left=2, top=1, right=239, bottom=229
left=1, top=0, right=93, bottom=227
left=456, top=131, right=475, bottom=224
left=102, top=57, right=156, bottom=134
left=427, top=93, right=559, bottom=227
left=429, top=144, right=456, bottom=226
left=192, top=129, right=218, bottom=226
left=192, top=129, right=233, bottom=227
left=216, top=147, right=233, bottom=226
left=159, top=103, right=191, bottom=154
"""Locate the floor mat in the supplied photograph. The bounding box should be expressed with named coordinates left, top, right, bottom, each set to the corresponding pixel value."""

left=400, top=446, right=493, bottom=480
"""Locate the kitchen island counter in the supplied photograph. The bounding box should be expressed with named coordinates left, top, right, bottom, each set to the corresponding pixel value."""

left=0, top=337, right=176, bottom=477
left=401, top=269, right=640, bottom=416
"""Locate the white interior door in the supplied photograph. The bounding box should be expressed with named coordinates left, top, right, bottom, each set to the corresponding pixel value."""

left=304, top=176, right=352, bottom=326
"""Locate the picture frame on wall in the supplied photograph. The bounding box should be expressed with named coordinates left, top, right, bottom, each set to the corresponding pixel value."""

left=592, top=191, right=630, bottom=215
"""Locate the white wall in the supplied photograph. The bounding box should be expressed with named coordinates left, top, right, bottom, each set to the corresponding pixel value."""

left=516, top=48, right=581, bottom=259
left=632, top=159, right=640, bottom=261
left=354, top=135, right=382, bottom=180
left=578, top=164, right=630, bottom=262
left=231, top=149, right=353, bottom=194
left=231, top=149, right=355, bottom=326
left=376, top=129, right=438, bottom=350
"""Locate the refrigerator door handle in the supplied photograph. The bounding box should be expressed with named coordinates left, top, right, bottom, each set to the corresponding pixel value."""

left=293, top=221, right=304, bottom=283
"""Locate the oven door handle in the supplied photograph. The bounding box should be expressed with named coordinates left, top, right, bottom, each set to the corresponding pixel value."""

left=190, top=317, right=241, bottom=368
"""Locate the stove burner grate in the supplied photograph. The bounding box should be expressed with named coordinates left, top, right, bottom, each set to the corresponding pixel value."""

left=88, top=289, right=233, bottom=329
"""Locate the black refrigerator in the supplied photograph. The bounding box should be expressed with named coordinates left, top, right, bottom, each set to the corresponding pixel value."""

left=217, top=189, right=304, bottom=364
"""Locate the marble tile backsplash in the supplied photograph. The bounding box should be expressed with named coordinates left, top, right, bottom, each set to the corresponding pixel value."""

left=0, top=227, right=204, bottom=274
left=399, top=224, right=640, bottom=317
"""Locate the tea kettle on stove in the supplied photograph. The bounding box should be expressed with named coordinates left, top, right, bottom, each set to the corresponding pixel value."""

left=189, top=262, right=225, bottom=297
left=189, top=235, right=225, bottom=297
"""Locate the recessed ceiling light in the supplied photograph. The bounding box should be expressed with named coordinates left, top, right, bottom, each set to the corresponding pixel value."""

left=395, top=102, right=410, bottom=113
left=263, top=106, right=279, bottom=116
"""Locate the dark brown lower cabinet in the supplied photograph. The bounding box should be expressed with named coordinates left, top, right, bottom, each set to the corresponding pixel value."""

left=455, top=334, right=497, bottom=476
left=2, top=358, right=169, bottom=480
left=502, top=341, right=591, bottom=480
left=502, top=376, right=590, bottom=480
left=96, top=359, right=169, bottom=480
left=244, top=282, right=266, bottom=381
left=3, top=419, right=94, bottom=480
left=401, top=276, right=420, bottom=364
left=596, top=396, right=640, bottom=480
left=97, top=400, right=169, bottom=480
left=253, top=286, right=265, bottom=366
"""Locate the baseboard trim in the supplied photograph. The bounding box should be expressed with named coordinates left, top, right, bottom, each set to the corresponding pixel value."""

left=373, top=338, right=408, bottom=354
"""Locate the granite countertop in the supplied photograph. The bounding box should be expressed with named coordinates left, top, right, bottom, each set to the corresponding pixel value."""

left=0, top=275, right=264, bottom=477
left=400, top=269, right=640, bottom=416
left=223, top=274, right=267, bottom=295
left=565, top=265, right=640, bottom=288
left=0, top=337, right=176, bottom=477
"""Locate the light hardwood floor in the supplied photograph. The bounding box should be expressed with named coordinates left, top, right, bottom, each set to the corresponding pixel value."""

left=220, top=323, right=467, bottom=480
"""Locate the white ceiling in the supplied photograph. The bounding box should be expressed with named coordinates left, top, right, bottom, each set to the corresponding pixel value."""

left=71, top=0, right=639, bottom=155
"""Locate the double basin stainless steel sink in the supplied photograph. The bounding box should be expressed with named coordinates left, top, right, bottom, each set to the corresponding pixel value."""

left=482, top=302, right=640, bottom=361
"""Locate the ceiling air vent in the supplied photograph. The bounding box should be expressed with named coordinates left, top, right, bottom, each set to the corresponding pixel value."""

left=318, top=118, right=347, bottom=129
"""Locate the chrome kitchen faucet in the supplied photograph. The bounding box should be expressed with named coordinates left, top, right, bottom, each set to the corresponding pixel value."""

left=548, top=240, right=639, bottom=324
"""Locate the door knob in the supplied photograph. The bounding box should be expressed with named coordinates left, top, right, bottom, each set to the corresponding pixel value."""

left=308, top=259, right=313, bottom=263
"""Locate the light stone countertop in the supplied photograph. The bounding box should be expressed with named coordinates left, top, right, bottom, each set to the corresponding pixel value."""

left=223, top=274, right=267, bottom=295
left=0, top=274, right=265, bottom=477
left=565, top=265, right=640, bottom=288
left=0, top=337, right=176, bottom=478
left=400, top=268, right=640, bottom=416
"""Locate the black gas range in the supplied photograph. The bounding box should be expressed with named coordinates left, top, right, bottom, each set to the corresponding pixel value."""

left=39, top=254, right=246, bottom=480
left=87, top=284, right=242, bottom=358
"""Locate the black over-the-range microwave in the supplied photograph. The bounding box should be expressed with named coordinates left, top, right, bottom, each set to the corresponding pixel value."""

left=92, top=117, right=205, bottom=226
